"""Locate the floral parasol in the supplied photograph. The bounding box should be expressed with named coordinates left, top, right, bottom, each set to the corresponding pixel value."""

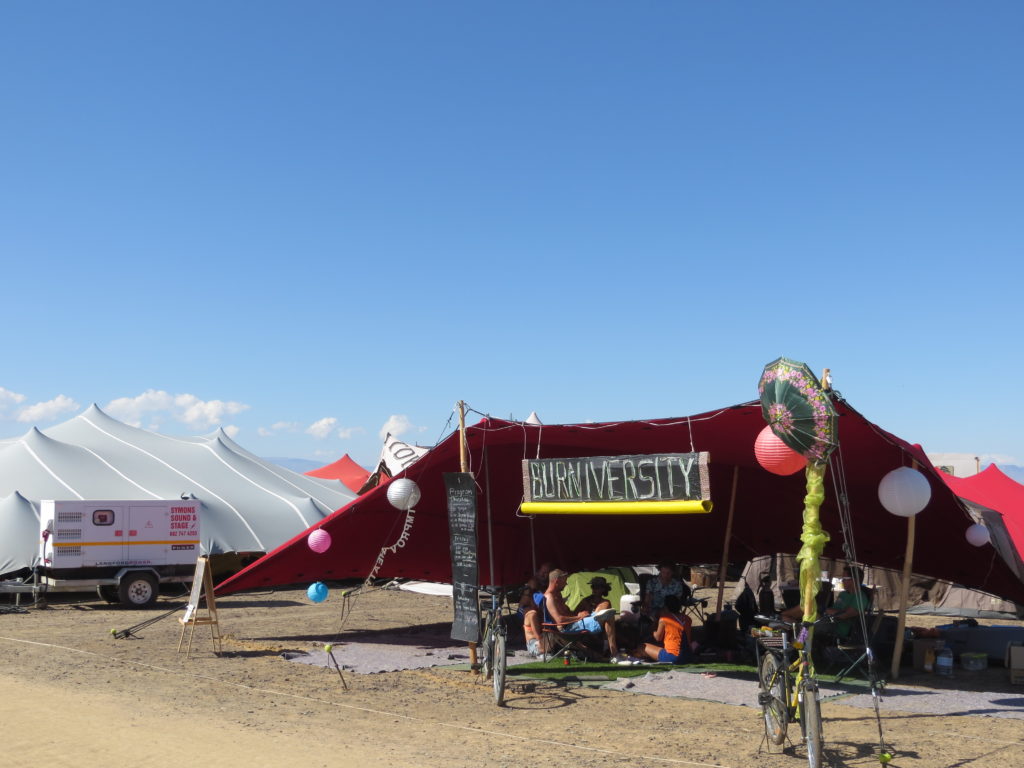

left=758, top=357, right=838, bottom=464
left=758, top=357, right=838, bottom=627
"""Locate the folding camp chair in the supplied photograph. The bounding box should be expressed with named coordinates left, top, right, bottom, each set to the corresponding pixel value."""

left=682, top=594, right=709, bottom=623
left=828, top=588, right=883, bottom=683
left=539, top=603, right=608, bottom=662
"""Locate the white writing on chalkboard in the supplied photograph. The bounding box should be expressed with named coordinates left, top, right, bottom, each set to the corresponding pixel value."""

left=523, top=453, right=710, bottom=503
left=445, top=472, right=480, bottom=643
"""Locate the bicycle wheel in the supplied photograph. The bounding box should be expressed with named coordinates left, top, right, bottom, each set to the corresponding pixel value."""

left=492, top=632, right=507, bottom=706
left=759, top=652, right=789, bottom=746
left=480, top=626, right=494, bottom=680
left=799, top=679, right=824, bottom=768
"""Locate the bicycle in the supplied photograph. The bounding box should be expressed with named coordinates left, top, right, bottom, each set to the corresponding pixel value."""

left=479, top=585, right=510, bottom=706
left=754, top=616, right=824, bottom=768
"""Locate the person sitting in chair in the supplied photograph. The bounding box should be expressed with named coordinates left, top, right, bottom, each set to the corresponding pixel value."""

left=642, top=561, right=690, bottom=618
left=518, top=562, right=551, bottom=657
left=543, top=570, right=619, bottom=659
left=780, top=565, right=869, bottom=640
left=636, top=595, right=694, bottom=664
left=574, top=575, right=614, bottom=615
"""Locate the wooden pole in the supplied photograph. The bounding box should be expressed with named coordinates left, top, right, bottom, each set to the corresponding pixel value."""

left=889, top=460, right=920, bottom=681
left=458, top=400, right=468, bottom=473
left=715, top=466, right=740, bottom=616
left=456, top=400, right=479, bottom=671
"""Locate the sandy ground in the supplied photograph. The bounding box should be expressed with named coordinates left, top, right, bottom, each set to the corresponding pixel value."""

left=2, top=586, right=1023, bottom=768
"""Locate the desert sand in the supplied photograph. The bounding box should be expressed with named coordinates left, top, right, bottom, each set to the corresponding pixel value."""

left=2, top=586, right=1022, bottom=768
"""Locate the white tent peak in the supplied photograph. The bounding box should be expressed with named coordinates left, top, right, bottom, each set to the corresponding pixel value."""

left=525, top=411, right=543, bottom=425
left=23, top=426, right=53, bottom=444
left=0, top=406, right=357, bottom=576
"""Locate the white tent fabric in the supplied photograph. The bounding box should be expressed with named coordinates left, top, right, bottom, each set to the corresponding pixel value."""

left=0, top=492, right=40, bottom=575
left=0, top=405, right=355, bottom=575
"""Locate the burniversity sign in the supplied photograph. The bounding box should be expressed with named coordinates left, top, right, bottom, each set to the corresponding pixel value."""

left=522, top=452, right=710, bottom=503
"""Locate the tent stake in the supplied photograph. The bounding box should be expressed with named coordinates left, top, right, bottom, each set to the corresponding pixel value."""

left=890, top=462, right=919, bottom=681
left=715, top=466, right=740, bottom=616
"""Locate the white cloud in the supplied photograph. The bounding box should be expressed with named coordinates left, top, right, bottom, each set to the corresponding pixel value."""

left=0, top=387, right=27, bottom=415
left=105, top=389, right=175, bottom=425
left=306, top=417, right=337, bottom=439
left=15, top=395, right=80, bottom=423
left=223, top=425, right=240, bottom=438
left=257, top=421, right=301, bottom=438
left=105, top=389, right=249, bottom=430
left=174, top=394, right=249, bottom=429
left=379, top=414, right=426, bottom=441
left=337, top=426, right=365, bottom=439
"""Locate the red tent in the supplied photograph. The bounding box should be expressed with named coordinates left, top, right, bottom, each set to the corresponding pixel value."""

left=217, top=399, right=1024, bottom=604
left=305, top=454, right=371, bottom=494
left=939, top=465, right=1024, bottom=567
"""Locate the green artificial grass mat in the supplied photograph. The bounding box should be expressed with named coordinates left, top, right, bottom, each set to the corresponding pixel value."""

left=447, top=658, right=879, bottom=689
left=507, top=660, right=662, bottom=680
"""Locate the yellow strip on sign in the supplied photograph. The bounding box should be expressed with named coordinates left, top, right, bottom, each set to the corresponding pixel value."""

left=520, top=500, right=713, bottom=515
left=52, top=540, right=200, bottom=547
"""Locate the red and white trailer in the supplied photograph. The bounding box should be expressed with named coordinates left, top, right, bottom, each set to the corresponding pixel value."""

left=38, top=499, right=201, bottom=607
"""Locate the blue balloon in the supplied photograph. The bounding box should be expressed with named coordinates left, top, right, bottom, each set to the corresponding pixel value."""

left=307, top=581, right=329, bottom=603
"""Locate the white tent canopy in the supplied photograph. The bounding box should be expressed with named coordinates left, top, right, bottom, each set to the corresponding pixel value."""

left=0, top=405, right=354, bottom=575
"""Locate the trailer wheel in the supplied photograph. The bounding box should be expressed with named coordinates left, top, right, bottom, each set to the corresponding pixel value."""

left=97, top=585, right=119, bottom=604
left=118, top=572, right=158, bottom=608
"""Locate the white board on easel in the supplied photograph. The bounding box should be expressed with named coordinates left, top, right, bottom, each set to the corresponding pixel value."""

left=178, top=555, right=221, bottom=657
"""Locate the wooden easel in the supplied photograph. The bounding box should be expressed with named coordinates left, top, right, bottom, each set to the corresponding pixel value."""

left=177, top=555, right=222, bottom=658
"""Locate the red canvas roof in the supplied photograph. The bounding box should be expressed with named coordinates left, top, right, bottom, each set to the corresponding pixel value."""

left=305, top=454, right=371, bottom=494
left=218, top=399, right=1024, bottom=604
left=940, top=465, right=1024, bottom=562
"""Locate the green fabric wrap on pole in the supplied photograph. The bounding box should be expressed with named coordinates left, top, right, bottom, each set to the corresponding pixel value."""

left=797, top=461, right=830, bottom=622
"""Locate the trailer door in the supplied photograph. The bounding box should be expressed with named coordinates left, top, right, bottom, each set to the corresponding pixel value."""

left=80, top=505, right=125, bottom=567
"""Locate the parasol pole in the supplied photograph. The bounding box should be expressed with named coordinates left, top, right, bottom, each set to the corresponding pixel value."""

left=890, top=460, right=919, bottom=681
left=456, top=400, right=479, bottom=672
left=715, top=466, right=740, bottom=616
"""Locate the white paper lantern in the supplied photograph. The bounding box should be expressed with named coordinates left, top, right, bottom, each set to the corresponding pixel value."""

left=965, top=523, right=990, bottom=547
left=878, top=466, right=931, bottom=517
left=387, top=478, right=421, bottom=511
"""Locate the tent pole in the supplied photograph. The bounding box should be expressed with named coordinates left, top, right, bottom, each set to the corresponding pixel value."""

left=484, top=449, right=495, bottom=588
left=890, top=461, right=919, bottom=680
left=715, top=466, right=740, bottom=616
left=458, top=400, right=468, bottom=473
left=456, top=400, right=478, bottom=671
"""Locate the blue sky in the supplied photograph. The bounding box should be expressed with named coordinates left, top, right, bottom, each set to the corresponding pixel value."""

left=1, top=3, right=1021, bottom=469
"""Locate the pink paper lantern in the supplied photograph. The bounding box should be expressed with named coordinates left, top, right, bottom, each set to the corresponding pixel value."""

left=754, top=425, right=808, bottom=476
left=307, top=528, right=332, bottom=553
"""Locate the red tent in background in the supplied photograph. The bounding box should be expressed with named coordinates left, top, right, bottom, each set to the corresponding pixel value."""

left=305, top=454, right=371, bottom=494
left=939, top=465, right=1024, bottom=568
left=217, top=399, right=1024, bottom=605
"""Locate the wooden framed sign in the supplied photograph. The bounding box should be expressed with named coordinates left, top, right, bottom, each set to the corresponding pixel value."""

left=444, top=472, right=480, bottom=643
left=177, top=555, right=222, bottom=657
left=520, top=452, right=712, bottom=515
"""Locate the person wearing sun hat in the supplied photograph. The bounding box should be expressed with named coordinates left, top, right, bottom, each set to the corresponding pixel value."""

left=544, top=570, right=621, bottom=660
left=573, top=575, right=614, bottom=615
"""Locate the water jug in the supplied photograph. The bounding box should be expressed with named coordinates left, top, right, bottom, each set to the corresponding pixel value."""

left=936, top=646, right=954, bottom=677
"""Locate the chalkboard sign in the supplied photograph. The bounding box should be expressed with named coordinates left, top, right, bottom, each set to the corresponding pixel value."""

left=522, top=452, right=710, bottom=503
left=445, top=472, right=480, bottom=643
